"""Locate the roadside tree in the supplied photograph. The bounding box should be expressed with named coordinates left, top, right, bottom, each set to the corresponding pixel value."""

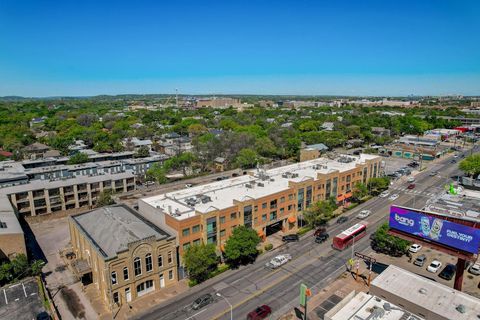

left=183, top=244, right=219, bottom=284
left=224, top=226, right=261, bottom=266
left=459, top=153, right=480, bottom=177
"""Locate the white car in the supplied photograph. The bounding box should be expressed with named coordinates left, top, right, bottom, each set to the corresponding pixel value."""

left=407, top=177, right=415, bottom=183
left=265, top=254, right=292, bottom=269
left=427, top=260, right=442, bottom=273
left=379, top=191, right=390, bottom=198
left=185, top=183, right=193, bottom=188
left=389, top=194, right=399, bottom=201
left=469, top=263, right=480, bottom=275
left=409, top=244, right=422, bottom=253
left=357, top=210, right=371, bottom=219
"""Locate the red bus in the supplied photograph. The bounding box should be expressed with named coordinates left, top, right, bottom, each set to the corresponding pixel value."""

left=332, top=223, right=367, bottom=250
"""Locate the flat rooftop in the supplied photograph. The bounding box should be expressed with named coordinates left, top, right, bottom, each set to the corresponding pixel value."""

left=327, top=291, right=421, bottom=320
left=0, top=194, right=23, bottom=235
left=371, top=265, right=480, bottom=320
left=71, top=205, right=172, bottom=259
left=424, top=187, right=480, bottom=221
left=142, top=154, right=380, bottom=220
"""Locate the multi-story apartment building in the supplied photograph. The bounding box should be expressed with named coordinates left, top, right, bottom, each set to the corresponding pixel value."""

left=0, top=193, right=26, bottom=260
left=137, top=154, right=382, bottom=262
left=69, top=205, right=177, bottom=310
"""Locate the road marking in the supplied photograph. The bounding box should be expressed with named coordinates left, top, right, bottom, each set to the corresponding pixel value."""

left=185, top=308, right=207, bottom=320
left=22, top=282, right=27, bottom=298
left=30, top=293, right=37, bottom=296
left=3, top=289, right=7, bottom=304
left=15, top=298, right=19, bottom=301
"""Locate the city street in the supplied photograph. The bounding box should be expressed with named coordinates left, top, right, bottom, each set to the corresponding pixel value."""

left=132, top=153, right=463, bottom=320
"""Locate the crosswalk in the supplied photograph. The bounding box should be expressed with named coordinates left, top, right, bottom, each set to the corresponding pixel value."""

left=389, top=185, right=438, bottom=197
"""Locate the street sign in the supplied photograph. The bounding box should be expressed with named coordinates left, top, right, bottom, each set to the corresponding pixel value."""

left=299, top=283, right=307, bottom=306
left=355, top=252, right=376, bottom=263
left=294, top=307, right=305, bottom=320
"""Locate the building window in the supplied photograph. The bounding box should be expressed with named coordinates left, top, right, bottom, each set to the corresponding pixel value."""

left=113, top=292, right=119, bottom=304
left=254, top=205, right=258, bottom=212
left=270, top=199, right=277, bottom=209
left=136, top=280, right=154, bottom=296
left=220, top=216, right=225, bottom=224
left=145, top=254, right=153, bottom=272
left=192, top=225, right=200, bottom=233
left=134, top=257, right=142, bottom=276
left=169, top=270, right=173, bottom=280
left=270, top=211, right=277, bottom=221
left=230, top=212, right=237, bottom=220
left=183, top=243, right=190, bottom=251
left=280, top=208, right=284, bottom=214
left=262, top=214, right=267, bottom=221
left=123, top=267, right=129, bottom=281
left=111, top=271, right=117, bottom=285
left=193, top=239, right=201, bottom=246
left=182, top=228, right=190, bottom=237
left=168, top=251, right=173, bottom=264
left=280, top=196, right=285, bottom=203
left=288, top=194, right=294, bottom=200
left=288, top=205, right=293, bottom=211
left=262, top=202, right=267, bottom=209
left=220, top=229, right=226, bottom=237
left=158, top=255, right=163, bottom=267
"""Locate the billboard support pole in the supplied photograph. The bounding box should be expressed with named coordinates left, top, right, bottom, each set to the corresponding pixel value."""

left=454, top=259, right=466, bottom=291
left=368, top=261, right=373, bottom=288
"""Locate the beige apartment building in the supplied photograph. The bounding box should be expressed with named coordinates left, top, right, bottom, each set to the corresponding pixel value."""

left=138, top=154, right=382, bottom=261
left=3, top=172, right=135, bottom=218
left=69, top=205, right=177, bottom=311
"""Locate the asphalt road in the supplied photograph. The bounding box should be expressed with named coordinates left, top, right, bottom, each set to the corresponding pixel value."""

left=133, top=152, right=465, bottom=320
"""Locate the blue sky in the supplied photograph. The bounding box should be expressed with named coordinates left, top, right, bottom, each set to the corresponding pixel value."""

left=0, top=0, right=479, bottom=97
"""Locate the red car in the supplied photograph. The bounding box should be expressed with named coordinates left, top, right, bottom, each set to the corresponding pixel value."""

left=247, top=305, right=272, bottom=320
left=407, top=184, right=416, bottom=189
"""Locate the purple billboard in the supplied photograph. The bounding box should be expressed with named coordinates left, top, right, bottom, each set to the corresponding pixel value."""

left=389, top=206, right=480, bottom=254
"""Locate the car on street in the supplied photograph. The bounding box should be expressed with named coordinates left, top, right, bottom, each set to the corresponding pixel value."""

left=247, top=305, right=272, bottom=320
left=450, top=159, right=457, bottom=164
left=192, top=293, right=214, bottom=310
left=413, top=254, right=427, bottom=267
left=357, top=210, right=371, bottom=219
left=429, top=171, right=438, bottom=176
left=282, top=234, right=299, bottom=242
left=337, top=216, right=349, bottom=224
left=265, top=254, right=292, bottom=269
left=427, top=260, right=442, bottom=273
left=407, top=177, right=415, bottom=183
left=315, top=233, right=329, bottom=243
left=185, top=183, right=193, bottom=188
left=409, top=244, right=422, bottom=253
left=379, top=191, right=390, bottom=198
left=314, top=227, right=327, bottom=236
left=388, top=194, right=399, bottom=201
left=468, top=263, right=480, bottom=275
left=439, top=264, right=456, bottom=280
left=407, top=183, right=416, bottom=189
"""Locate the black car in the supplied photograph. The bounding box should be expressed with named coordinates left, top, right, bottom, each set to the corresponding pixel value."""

left=282, top=234, right=299, bottom=242
left=439, top=264, right=457, bottom=280
left=337, top=216, right=349, bottom=224
left=315, top=233, right=329, bottom=243
left=192, top=294, right=214, bottom=310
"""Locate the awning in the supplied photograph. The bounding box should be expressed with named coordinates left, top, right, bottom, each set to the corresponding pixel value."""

left=220, top=244, right=225, bottom=252
left=344, top=192, right=353, bottom=199
left=337, top=194, right=345, bottom=202
left=288, top=216, right=296, bottom=224
left=257, top=230, right=265, bottom=238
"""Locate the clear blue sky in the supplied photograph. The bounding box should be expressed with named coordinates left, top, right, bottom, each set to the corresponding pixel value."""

left=1, top=0, right=479, bottom=97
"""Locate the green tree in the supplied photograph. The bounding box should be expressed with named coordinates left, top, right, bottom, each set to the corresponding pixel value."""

left=352, top=182, right=369, bottom=200
left=11, top=254, right=29, bottom=277
left=367, top=177, right=390, bottom=195
left=146, top=163, right=168, bottom=184
left=0, top=262, right=13, bottom=285
left=224, top=226, right=261, bottom=266
left=134, top=146, right=150, bottom=158
left=187, top=123, right=208, bottom=137
left=183, top=244, right=219, bottom=284
left=459, top=153, right=480, bottom=177
left=255, top=137, right=277, bottom=158
left=303, top=199, right=337, bottom=227
left=96, top=190, right=115, bottom=207
left=236, top=148, right=259, bottom=169
left=67, top=152, right=89, bottom=165
left=371, top=223, right=411, bottom=257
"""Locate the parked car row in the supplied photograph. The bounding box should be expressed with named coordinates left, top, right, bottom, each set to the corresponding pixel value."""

left=192, top=293, right=272, bottom=319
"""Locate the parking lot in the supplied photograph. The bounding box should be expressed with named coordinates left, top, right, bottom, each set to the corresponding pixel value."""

left=371, top=247, right=480, bottom=298
left=0, top=278, right=46, bottom=320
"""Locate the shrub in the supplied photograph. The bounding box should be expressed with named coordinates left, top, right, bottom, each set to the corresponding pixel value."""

left=264, top=243, right=273, bottom=251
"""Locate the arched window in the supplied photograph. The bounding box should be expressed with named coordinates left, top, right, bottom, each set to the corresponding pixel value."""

left=145, top=253, right=153, bottom=272
left=134, top=257, right=142, bottom=276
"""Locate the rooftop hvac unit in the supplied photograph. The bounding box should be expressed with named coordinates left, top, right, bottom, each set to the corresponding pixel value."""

left=269, top=178, right=274, bottom=182
left=245, top=183, right=253, bottom=188
left=282, top=173, right=288, bottom=178
left=257, top=182, right=264, bottom=187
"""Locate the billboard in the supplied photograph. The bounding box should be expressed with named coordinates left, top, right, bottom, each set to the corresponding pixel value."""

left=389, top=206, right=480, bottom=254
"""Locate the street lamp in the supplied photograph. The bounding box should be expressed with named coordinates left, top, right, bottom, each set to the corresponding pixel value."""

left=216, top=293, right=232, bottom=320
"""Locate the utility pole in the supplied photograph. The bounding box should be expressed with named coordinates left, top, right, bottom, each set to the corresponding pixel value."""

left=175, top=88, right=179, bottom=108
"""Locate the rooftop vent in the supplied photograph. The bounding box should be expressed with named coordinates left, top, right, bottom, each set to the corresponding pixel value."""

left=245, top=183, right=253, bottom=189
left=456, top=304, right=466, bottom=314
left=257, top=182, right=264, bottom=187
left=418, top=288, right=428, bottom=295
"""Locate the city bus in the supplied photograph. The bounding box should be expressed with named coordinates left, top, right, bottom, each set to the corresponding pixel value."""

left=332, top=223, right=367, bottom=250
